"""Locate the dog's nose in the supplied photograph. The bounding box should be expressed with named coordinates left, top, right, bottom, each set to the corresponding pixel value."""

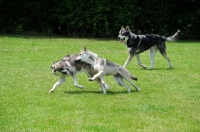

left=75, top=59, right=80, bottom=62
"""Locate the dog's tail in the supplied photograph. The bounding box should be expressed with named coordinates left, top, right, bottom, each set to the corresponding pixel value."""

left=130, top=74, right=138, bottom=81
left=118, top=66, right=138, bottom=81
left=165, top=30, right=181, bottom=42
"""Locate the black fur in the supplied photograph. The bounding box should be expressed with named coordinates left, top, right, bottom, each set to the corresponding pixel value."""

left=118, top=26, right=181, bottom=69
left=122, top=29, right=180, bottom=55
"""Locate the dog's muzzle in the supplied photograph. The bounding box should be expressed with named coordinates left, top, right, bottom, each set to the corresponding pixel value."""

left=75, top=59, right=81, bottom=62
left=52, top=68, right=70, bottom=76
left=118, top=35, right=125, bottom=43
left=75, top=56, right=82, bottom=62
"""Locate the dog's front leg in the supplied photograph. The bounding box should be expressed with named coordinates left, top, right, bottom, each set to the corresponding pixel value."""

left=100, top=76, right=110, bottom=89
left=99, top=82, right=107, bottom=94
left=49, top=77, right=66, bottom=93
left=88, top=71, right=104, bottom=81
left=94, top=77, right=107, bottom=94
left=149, top=47, right=157, bottom=69
left=123, top=54, right=133, bottom=67
left=72, top=73, right=84, bottom=88
left=136, top=54, right=146, bottom=69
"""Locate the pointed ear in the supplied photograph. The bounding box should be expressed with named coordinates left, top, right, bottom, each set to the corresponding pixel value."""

left=50, top=65, right=54, bottom=69
left=84, top=46, right=87, bottom=51
left=126, top=25, right=130, bottom=30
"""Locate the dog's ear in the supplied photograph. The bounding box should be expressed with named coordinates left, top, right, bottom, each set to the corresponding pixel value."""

left=50, top=65, right=54, bottom=69
left=121, top=26, right=124, bottom=29
left=84, top=46, right=87, bottom=51
left=126, top=26, right=130, bottom=30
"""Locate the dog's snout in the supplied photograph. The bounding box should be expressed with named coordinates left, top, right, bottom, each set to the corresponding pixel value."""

left=75, top=59, right=80, bottom=62
left=118, top=34, right=122, bottom=38
left=52, top=69, right=55, bottom=73
left=50, top=65, right=54, bottom=69
left=75, top=57, right=81, bottom=62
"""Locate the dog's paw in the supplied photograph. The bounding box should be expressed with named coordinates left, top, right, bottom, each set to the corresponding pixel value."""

left=105, top=84, right=110, bottom=89
left=49, top=90, right=54, bottom=93
left=88, top=78, right=93, bottom=81
left=142, top=65, right=147, bottom=69
left=76, top=84, right=84, bottom=89
left=136, top=88, right=140, bottom=91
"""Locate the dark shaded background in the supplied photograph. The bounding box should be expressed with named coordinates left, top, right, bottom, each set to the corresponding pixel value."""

left=0, top=0, right=199, bottom=40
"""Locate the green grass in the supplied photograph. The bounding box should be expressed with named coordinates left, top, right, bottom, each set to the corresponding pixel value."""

left=0, top=35, right=199, bottom=132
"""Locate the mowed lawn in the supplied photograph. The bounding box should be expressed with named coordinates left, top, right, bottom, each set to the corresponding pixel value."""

left=0, top=35, right=199, bottom=132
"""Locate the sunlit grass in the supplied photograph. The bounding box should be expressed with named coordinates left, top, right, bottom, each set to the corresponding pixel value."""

left=0, top=36, right=199, bottom=131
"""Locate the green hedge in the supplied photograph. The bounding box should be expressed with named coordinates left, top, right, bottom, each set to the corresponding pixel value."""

left=0, top=0, right=199, bottom=40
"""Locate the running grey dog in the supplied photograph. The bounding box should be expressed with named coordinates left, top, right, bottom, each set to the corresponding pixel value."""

left=49, top=54, right=110, bottom=93
left=75, top=46, right=140, bottom=94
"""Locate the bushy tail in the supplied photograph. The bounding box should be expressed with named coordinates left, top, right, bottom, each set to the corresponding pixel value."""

left=118, top=66, right=138, bottom=81
left=130, top=74, right=138, bottom=81
left=166, top=30, right=181, bottom=42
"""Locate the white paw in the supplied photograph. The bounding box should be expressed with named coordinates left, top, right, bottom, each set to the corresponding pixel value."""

left=49, top=90, right=54, bottom=93
left=88, top=78, right=93, bottom=81
left=105, top=84, right=110, bottom=90
left=76, top=85, right=84, bottom=89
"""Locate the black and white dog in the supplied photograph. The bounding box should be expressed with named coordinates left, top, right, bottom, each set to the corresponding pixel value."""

left=118, top=26, right=181, bottom=69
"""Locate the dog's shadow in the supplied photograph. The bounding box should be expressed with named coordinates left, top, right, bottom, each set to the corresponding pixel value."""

left=64, top=90, right=139, bottom=95
left=142, top=67, right=175, bottom=70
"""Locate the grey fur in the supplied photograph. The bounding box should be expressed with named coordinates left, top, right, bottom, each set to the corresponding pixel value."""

left=49, top=54, right=110, bottom=93
left=75, top=47, right=140, bottom=94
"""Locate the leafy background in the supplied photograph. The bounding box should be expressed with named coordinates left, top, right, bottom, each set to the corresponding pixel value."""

left=0, top=0, right=199, bottom=40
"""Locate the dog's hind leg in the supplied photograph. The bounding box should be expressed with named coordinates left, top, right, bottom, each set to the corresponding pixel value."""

left=149, top=47, right=157, bottom=69
left=162, top=52, right=172, bottom=68
left=88, top=71, right=104, bottom=81
left=114, top=75, right=131, bottom=92
left=99, top=83, right=107, bottom=94
left=126, top=79, right=140, bottom=91
left=123, top=54, right=133, bottom=68
left=49, top=77, right=66, bottom=93
left=72, top=73, right=84, bottom=88
left=136, top=54, right=146, bottom=69
left=94, top=77, right=107, bottom=94
left=130, top=81, right=140, bottom=91
left=157, top=43, right=172, bottom=68
left=100, top=76, right=110, bottom=90
left=120, top=74, right=140, bottom=91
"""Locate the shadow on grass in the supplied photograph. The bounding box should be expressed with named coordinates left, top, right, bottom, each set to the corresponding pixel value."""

left=0, top=34, right=117, bottom=41
left=64, top=90, right=139, bottom=95
left=140, top=67, right=175, bottom=71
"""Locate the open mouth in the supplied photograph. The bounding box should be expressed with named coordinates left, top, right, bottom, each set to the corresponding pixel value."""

left=119, top=38, right=125, bottom=43
left=61, top=71, right=68, bottom=75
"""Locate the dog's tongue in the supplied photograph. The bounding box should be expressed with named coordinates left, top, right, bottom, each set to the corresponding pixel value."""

left=120, top=39, right=124, bottom=43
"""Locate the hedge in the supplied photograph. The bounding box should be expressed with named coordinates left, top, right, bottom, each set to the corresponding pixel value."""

left=0, top=0, right=199, bottom=40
